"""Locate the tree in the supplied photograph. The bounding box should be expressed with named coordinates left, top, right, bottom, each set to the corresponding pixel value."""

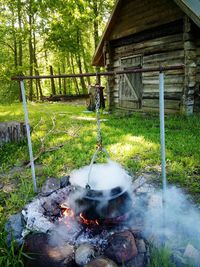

left=0, top=0, right=115, bottom=101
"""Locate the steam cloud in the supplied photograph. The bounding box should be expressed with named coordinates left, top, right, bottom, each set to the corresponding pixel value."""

left=69, top=159, right=132, bottom=191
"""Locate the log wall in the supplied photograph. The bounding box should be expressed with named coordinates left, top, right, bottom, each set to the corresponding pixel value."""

left=103, top=0, right=200, bottom=114
left=110, top=0, right=183, bottom=41
left=194, top=28, right=200, bottom=112
left=106, top=30, right=185, bottom=112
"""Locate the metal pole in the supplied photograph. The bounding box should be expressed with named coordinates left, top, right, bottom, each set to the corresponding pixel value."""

left=159, top=72, right=167, bottom=202
left=20, top=80, right=37, bottom=193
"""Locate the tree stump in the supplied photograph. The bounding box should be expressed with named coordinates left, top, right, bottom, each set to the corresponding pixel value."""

left=0, top=121, right=26, bottom=146
left=87, top=85, right=105, bottom=111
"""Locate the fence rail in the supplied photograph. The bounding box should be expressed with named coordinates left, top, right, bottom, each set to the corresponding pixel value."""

left=11, top=65, right=185, bottom=81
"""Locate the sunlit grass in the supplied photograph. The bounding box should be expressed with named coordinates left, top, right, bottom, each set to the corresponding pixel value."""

left=0, top=102, right=200, bottom=211
left=0, top=102, right=200, bottom=266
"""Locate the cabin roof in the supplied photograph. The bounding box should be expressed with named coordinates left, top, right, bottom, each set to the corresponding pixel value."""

left=92, top=0, right=200, bottom=67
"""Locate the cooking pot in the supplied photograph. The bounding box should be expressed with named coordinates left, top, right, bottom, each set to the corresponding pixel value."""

left=75, top=185, right=132, bottom=221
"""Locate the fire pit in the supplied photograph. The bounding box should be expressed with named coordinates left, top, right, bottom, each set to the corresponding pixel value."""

left=5, top=163, right=149, bottom=267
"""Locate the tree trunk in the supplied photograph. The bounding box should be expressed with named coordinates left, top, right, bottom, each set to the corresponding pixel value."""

left=66, top=54, right=72, bottom=95
left=76, top=30, right=87, bottom=94
left=80, top=35, right=91, bottom=87
left=11, top=6, right=18, bottom=69
left=75, top=53, right=87, bottom=94
left=93, top=0, right=100, bottom=73
left=58, top=66, right=62, bottom=94
left=33, top=31, right=43, bottom=100
left=70, top=54, right=80, bottom=94
left=62, top=60, right=67, bottom=95
left=28, top=0, right=33, bottom=101
left=17, top=0, right=23, bottom=102
left=50, top=65, right=56, bottom=95
left=17, top=0, right=23, bottom=68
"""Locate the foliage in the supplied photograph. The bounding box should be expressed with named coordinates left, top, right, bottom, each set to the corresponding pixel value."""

left=0, top=0, right=114, bottom=102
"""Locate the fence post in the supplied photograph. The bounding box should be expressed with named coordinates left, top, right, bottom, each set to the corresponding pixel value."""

left=20, top=80, right=37, bottom=193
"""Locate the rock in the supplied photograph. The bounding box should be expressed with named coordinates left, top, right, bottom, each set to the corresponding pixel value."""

left=75, top=244, right=95, bottom=266
left=173, top=251, right=188, bottom=267
left=42, top=200, right=60, bottom=216
left=24, top=233, right=74, bottom=267
left=5, top=213, right=24, bottom=245
left=104, top=230, right=138, bottom=264
left=183, top=243, right=200, bottom=265
left=136, top=183, right=155, bottom=194
left=136, top=239, right=146, bottom=253
left=126, top=254, right=146, bottom=267
left=3, top=183, right=15, bottom=193
left=84, top=257, right=117, bottom=267
left=41, top=178, right=61, bottom=196
left=132, top=177, right=147, bottom=192
left=60, top=176, right=70, bottom=188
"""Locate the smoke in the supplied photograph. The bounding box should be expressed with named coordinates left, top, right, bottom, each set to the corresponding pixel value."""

left=50, top=162, right=200, bottom=261
left=69, top=159, right=132, bottom=191
left=143, top=186, right=200, bottom=251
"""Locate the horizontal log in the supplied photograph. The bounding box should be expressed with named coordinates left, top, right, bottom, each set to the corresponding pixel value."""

left=142, top=99, right=180, bottom=109
left=196, top=48, right=200, bottom=56
left=143, top=50, right=184, bottom=63
left=184, top=41, right=196, bottom=50
left=143, top=92, right=182, bottom=100
left=119, top=100, right=140, bottom=109
left=111, top=20, right=183, bottom=49
left=142, top=69, right=184, bottom=77
left=142, top=106, right=180, bottom=113
left=143, top=59, right=184, bottom=68
left=143, top=84, right=183, bottom=93
left=143, top=77, right=184, bottom=85
left=114, top=42, right=184, bottom=61
left=111, top=7, right=183, bottom=40
left=115, top=34, right=183, bottom=54
left=44, top=94, right=89, bottom=102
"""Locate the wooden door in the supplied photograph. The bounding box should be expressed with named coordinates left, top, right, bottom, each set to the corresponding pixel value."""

left=119, top=56, right=142, bottom=109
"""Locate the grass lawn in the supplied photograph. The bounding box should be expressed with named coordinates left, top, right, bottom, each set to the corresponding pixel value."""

left=0, top=102, right=200, bottom=265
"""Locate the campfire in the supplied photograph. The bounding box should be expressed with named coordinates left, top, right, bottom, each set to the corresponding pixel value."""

left=6, top=162, right=200, bottom=267
left=6, top=161, right=151, bottom=267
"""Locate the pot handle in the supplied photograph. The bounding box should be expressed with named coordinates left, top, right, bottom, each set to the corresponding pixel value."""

left=86, top=147, right=110, bottom=189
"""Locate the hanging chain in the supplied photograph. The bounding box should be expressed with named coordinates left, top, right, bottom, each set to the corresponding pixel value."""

left=95, top=85, right=102, bottom=150
left=86, top=82, right=110, bottom=189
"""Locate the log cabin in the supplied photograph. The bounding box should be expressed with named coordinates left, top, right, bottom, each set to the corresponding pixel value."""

left=92, top=0, right=200, bottom=114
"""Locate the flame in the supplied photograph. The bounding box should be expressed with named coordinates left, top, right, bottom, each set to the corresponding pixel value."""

left=80, top=213, right=100, bottom=226
left=62, top=207, right=75, bottom=218
left=60, top=204, right=75, bottom=225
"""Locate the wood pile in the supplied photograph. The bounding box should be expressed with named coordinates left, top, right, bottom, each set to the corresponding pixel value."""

left=44, top=94, right=89, bottom=102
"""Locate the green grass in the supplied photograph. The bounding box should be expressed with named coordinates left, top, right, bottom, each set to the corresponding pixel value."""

left=148, top=246, right=176, bottom=267
left=0, top=102, right=200, bottom=265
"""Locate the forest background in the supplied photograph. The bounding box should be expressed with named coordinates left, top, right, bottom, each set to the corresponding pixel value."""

left=0, top=0, right=114, bottom=103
